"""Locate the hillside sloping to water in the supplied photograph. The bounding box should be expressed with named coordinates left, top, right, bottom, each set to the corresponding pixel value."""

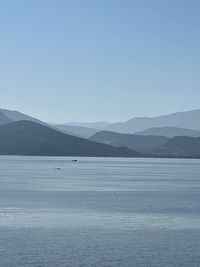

left=0, top=121, right=140, bottom=157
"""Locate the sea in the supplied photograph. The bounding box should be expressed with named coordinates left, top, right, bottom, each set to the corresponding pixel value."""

left=0, top=156, right=200, bottom=266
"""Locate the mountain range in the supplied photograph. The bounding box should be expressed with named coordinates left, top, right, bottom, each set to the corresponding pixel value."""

left=89, top=130, right=200, bottom=157
left=105, top=109, right=200, bottom=134
left=0, top=108, right=200, bottom=157
left=90, top=131, right=169, bottom=153
left=56, top=109, right=200, bottom=138
left=0, top=120, right=139, bottom=157
left=135, top=127, right=200, bottom=138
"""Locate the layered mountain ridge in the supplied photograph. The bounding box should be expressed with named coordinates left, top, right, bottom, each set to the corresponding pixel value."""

left=0, top=120, right=139, bottom=157
left=0, top=108, right=200, bottom=157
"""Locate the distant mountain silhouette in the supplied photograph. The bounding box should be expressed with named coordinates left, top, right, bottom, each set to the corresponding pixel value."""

left=90, top=131, right=169, bottom=153
left=0, top=121, right=140, bottom=157
left=0, top=109, right=101, bottom=139
left=135, top=127, right=200, bottom=138
left=53, top=124, right=98, bottom=138
left=2, top=107, right=200, bottom=158
left=105, top=109, right=200, bottom=133
left=0, top=109, right=105, bottom=138
left=0, top=111, right=13, bottom=125
left=0, top=108, right=45, bottom=125
left=66, top=121, right=111, bottom=130
left=150, top=136, right=200, bottom=157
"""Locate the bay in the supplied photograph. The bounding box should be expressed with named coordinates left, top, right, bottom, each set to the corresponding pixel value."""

left=0, top=156, right=200, bottom=266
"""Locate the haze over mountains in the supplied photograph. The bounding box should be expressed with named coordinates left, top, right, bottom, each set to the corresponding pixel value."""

left=53, top=124, right=98, bottom=138
left=57, top=109, right=200, bottom=138
left=52, top=121, right=109, bottom=138
left=90, top=131, right=169, bottom=153
left=0, top=108, right=200, bottom=157
left=66, top=121, right=110, bottom=130
left=105, top=109, right=200, bottom=134
left=0, top=108, right=44, bottom=124
left=135, top=127, right=200, bottom=138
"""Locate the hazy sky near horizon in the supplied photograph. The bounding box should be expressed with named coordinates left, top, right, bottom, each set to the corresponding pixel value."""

left=0, top=0, right=200, bottom=123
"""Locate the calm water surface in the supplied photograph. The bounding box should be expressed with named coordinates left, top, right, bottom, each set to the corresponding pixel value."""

left=0, top=156, right=200, bottom=266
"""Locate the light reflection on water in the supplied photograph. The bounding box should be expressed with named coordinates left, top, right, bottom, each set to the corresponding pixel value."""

left=0, top=156, right=200, bottom=266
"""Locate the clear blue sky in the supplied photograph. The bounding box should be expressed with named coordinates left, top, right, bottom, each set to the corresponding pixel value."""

left=0, top=0, right=200, bottom=123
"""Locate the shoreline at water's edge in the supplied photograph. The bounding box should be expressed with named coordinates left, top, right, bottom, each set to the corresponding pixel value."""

left=0, top=154, right=200, bottom=160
